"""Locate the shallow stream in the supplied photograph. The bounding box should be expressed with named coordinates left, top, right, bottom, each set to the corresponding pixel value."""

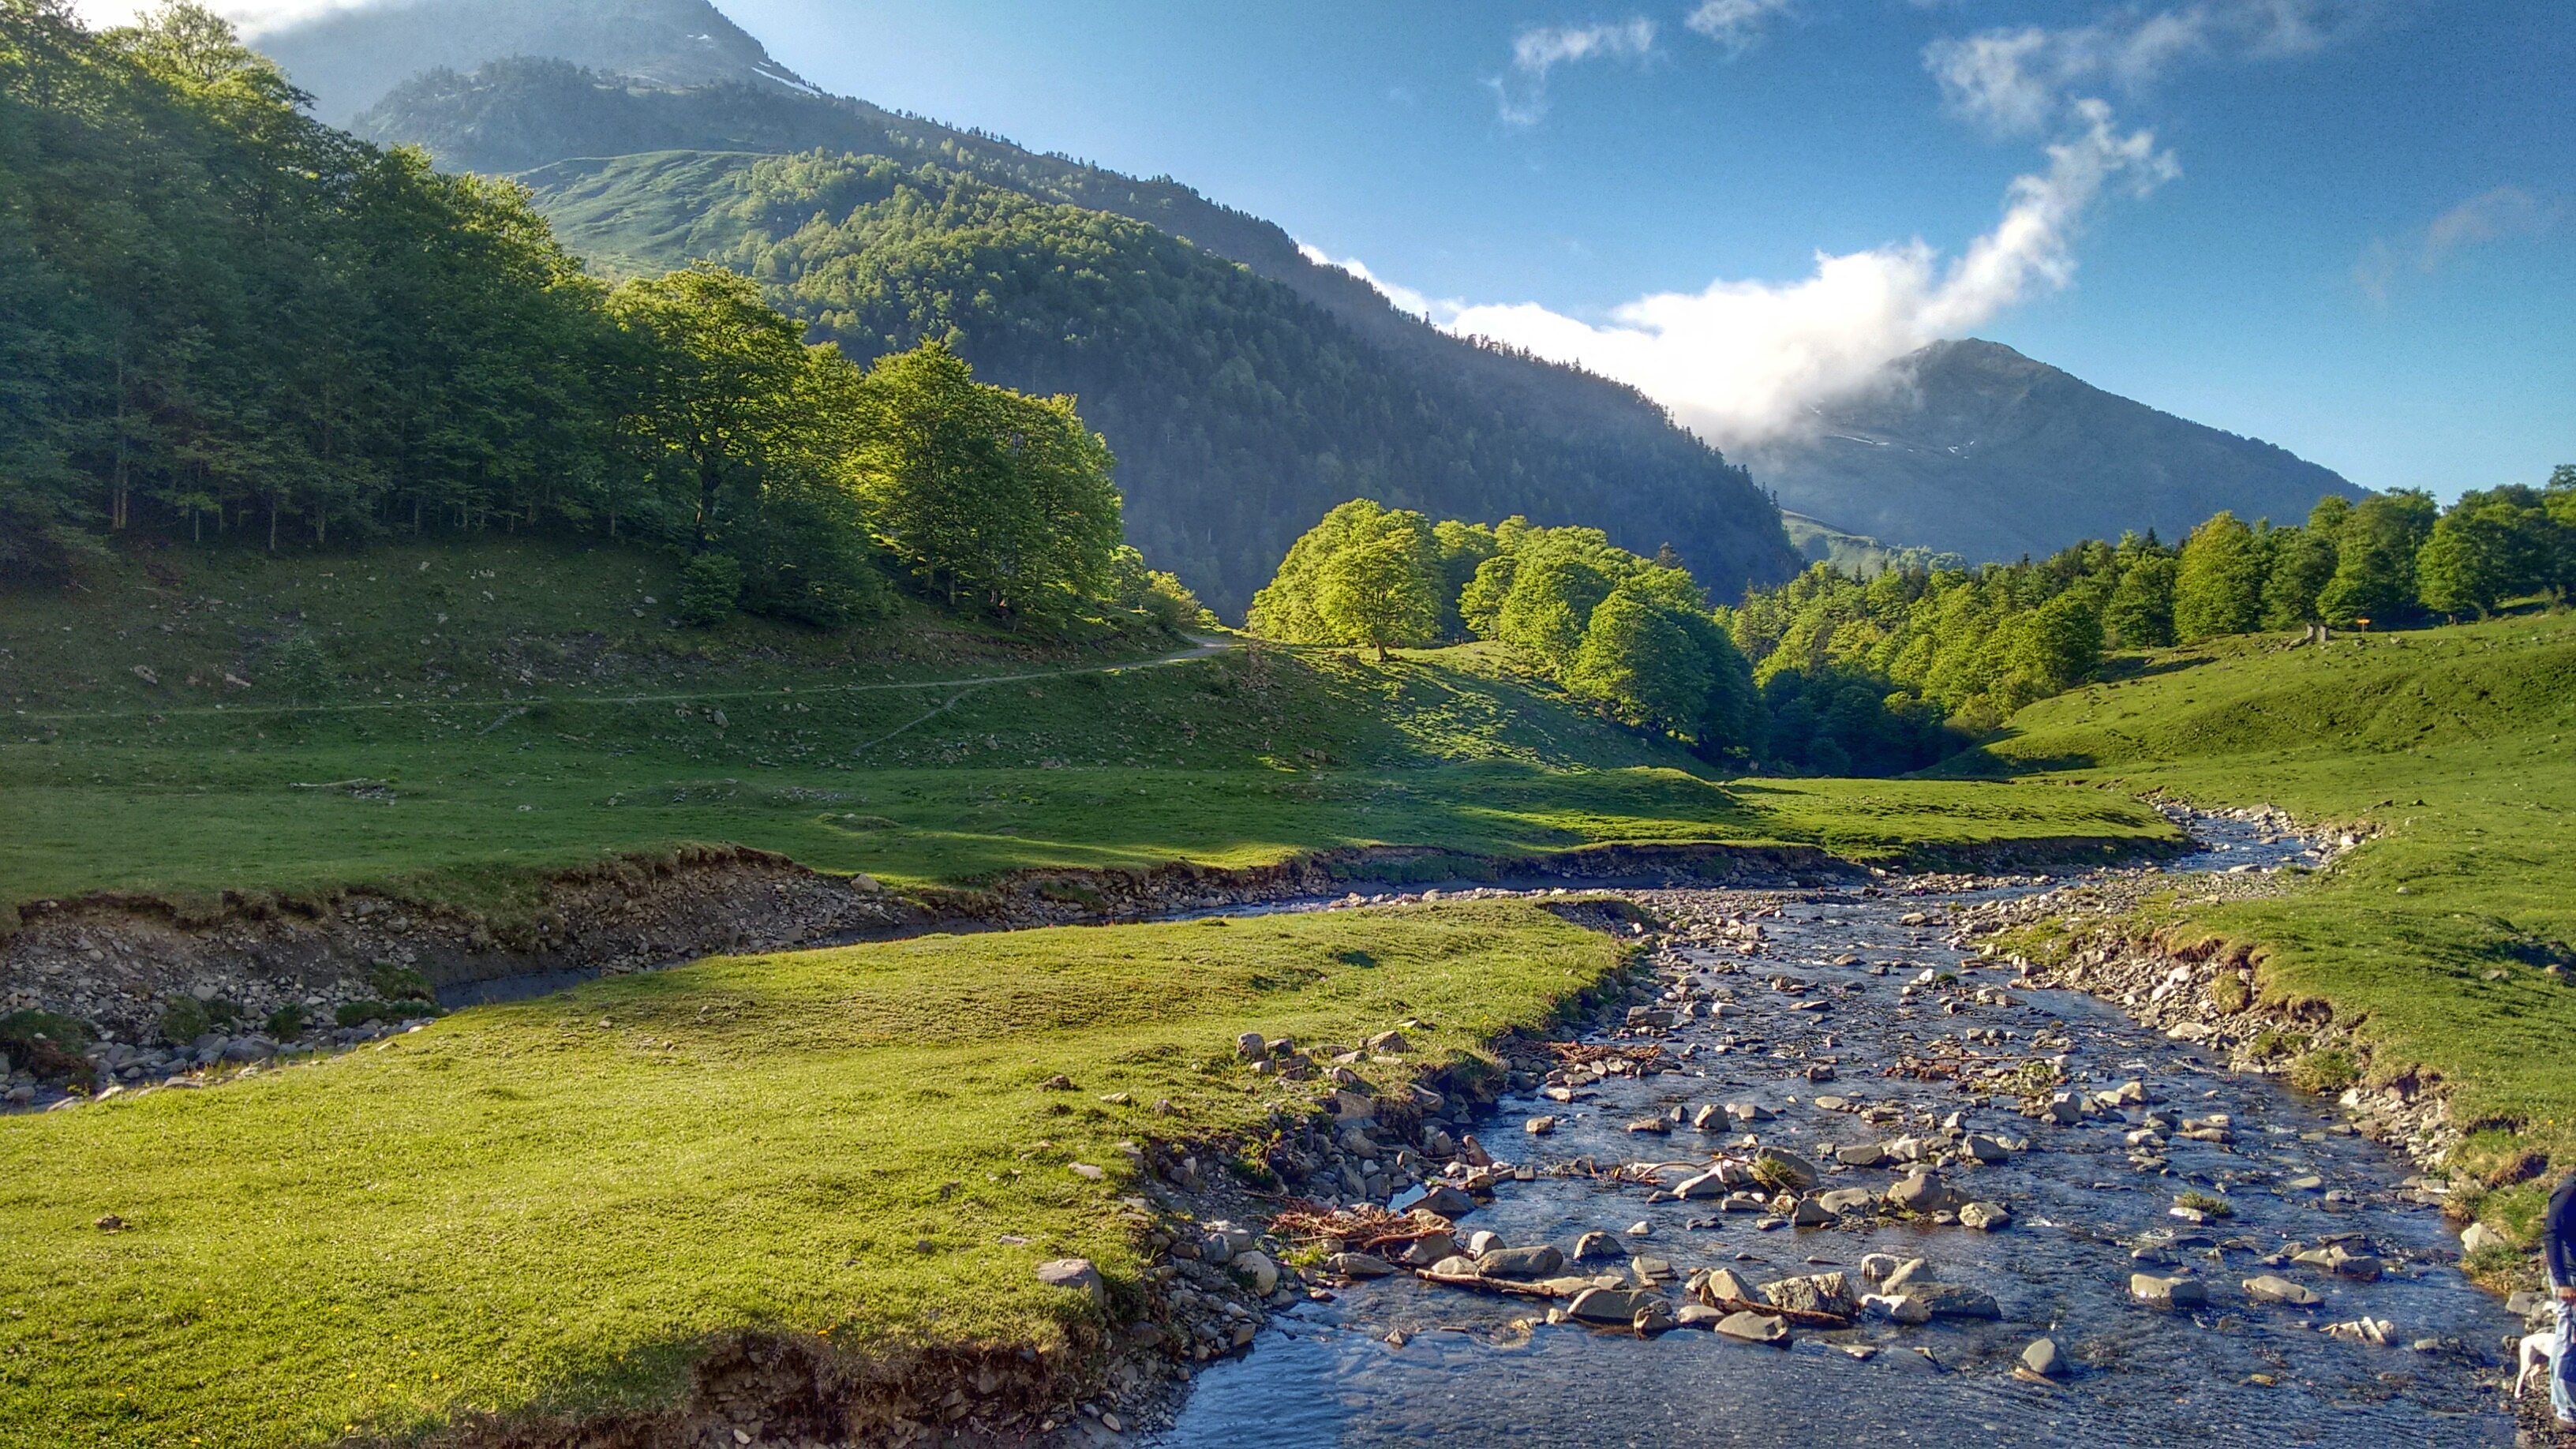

left=1155, top=822, right=2523, bottom=1447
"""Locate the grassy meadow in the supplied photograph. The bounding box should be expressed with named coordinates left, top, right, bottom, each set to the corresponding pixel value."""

left=0, top=540, right=2176, bottom=920
left=0, top=901, right=1631, bottom=1447
left=1960, top=608, right=2576, bottom=1235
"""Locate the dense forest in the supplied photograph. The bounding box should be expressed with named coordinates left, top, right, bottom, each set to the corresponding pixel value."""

left=0, top=2, right=1199, bottom=631
left=1252, top=475, right=2576, bottom=774
left=505, top=143, right=1794, bottom=614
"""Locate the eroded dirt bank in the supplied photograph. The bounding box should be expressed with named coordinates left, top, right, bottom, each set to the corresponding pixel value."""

left=0, top=833, right=2164, bottom=1045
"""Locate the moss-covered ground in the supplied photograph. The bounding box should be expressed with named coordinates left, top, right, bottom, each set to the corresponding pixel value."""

left=1956, top=608, right=2576, bottom=1237
left=0, top=901, right=1630, bottom=1447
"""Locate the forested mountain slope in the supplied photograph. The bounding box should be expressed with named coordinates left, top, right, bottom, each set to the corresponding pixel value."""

left=317, top=36, right=1797, bottom=614
left=1740, top=339, right=2361, bottom=563
left=507, top=147, right=1792, bottom=614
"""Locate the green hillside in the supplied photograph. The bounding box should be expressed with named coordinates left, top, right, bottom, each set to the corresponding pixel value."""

left=0, top=539, right=2177, bottom=919
left=1963, top=610, right=2576, bottom=1237
left=507, top=145, right=1791, bottom=615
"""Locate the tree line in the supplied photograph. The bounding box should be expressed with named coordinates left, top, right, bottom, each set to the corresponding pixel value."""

left=1248, top=500, right=1758, bottom=752
left=1250, top=474, right=2576, bottom=774
left=0, top=2, right=1201, bottom=631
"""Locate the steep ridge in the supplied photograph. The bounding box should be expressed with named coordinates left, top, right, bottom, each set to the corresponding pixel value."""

left=1741, top=339, right=2361, bottom=563
left=257, top=0, right=808, bottom=124
left=306, top=32, right=1795, bottom=612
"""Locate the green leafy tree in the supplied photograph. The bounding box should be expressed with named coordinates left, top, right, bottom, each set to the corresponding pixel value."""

left=1488, top=529, right=1627, bottom=671
left=2173, top=511, right=2266, bottom=640
left=1245, top=498, right=1439, bottom=646
left=2000, top=593, right=2105, bottom=703
left=1564, top=583, right=1713, bottom=734
left=609, top=265, right=829, bottom=552
left=2103, top=550, right=2178, bottom=649
left=2261, top=524, right=2338, bottom=628
left=1316, top=534, right=1439, bottom=660
left=2317, top=489, right=2437, bottom=626
left=853, top=339, right=1122, bottom=623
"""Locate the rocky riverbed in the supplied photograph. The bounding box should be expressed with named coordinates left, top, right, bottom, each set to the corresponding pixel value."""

left=1144, top=817, right=2528, bottom=1449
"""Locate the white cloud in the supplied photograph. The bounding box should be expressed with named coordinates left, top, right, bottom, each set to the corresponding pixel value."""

left=1296, top=244, right=1464, bottom=324
left=1318, top=102, right=2175, bottom=447
left=71, top=0, right=376, bottom=36
left=1492, top=17, right=1657, bottom=126
left=2355, top=185, right=2563, bottom=304
left=1926, top=0, right=2379, bottom=135
left=1683, top=0, right=1793, bottom=56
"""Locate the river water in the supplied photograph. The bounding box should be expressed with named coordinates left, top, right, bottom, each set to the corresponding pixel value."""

left=1155, top=821, right=2525, bottom=1448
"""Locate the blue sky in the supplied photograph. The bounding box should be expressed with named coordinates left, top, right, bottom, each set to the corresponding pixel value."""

left=688, top=0, right=2570, bottom=499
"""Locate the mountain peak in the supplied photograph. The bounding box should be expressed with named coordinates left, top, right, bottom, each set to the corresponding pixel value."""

left=260, top=0, right=811, bottom=124
left=1743, top=339, right=2359, bottom=561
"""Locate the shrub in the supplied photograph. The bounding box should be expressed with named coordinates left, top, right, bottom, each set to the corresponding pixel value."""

left=2211, top=972, right=2253, bottom=1014
left=678, top=552, right=744, bottom=625
left=366, top=962, right=438, bottom=1004
left=0, top=1009, right=92, bottom=1055
left=264, top=1004, right=309, bottom=1039
left=335, top=999, right=441, bottom=1028
left=268, top=633, right=340, bottom=701
left=0, top=1011, right=95, bottom=1086
left=2287, top=1046, right=2360, bottom=1095
left=2247, top=1028, right=2305, bottom=1061
left=161, top=995, right=244, bottom=1043
left=2175, top=1189, right=2234, bottom=1218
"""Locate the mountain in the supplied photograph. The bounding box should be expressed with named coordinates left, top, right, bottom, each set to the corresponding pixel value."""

left=255, top=0, right=811, bottom=125
left=1738, top=339, right=2362, bottom=563
left=294, top=19, right=1795, bottom=616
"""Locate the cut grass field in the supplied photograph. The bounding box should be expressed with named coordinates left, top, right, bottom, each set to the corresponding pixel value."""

left=1955, top=608, right=2576, bottom=1238
left=0, top=541, right=2178, bottom=921
left=0, top=901, right=1632, bottom=1447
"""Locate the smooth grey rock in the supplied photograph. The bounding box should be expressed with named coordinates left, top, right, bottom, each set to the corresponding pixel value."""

left=1398, top=1231, right=1458, bottom=1267
left=1632, top=1299, right=1679, bottom=1334
left=1416, top=1184, right=1478, bottom=1219
left=2243, top=1274, right=2320, bottom=1305
left=1958, top=1200, right=2011, bottom=1232
left=1036, top=1258, right=1106, bottom=1309
left=2459, top=1222, right=2506, bottom=1256
left=1698, top=1267, right=1758, bottom=1304
left=1673, top=1303, right=1727, bottom=1328
left=1881, top=1257, right=1930, bottom=1292
left=1567, top=1286, right=1642, bottom=1324
left=1674, top=1169, right=1732, bottom=1200
left=1327, top=1252, right=1398, bottom=1279
left=1861, top=1292, right=1932, bottom=1325
left=1231, top=1250, right=1279, bottom=1295
left=1859, top=1252, right=1900, bottom=1283
left=1477, top=1245, right=1566, bottom=1279
left=2021, top=1338, right=2066, bottom=1378
left=1428, top=1254, right=1481, bottom=1276
left=1904, top=1282, right=2001, bottom=1320
left=1715, top=1310, right=1791, bottom=1344
left=1816, top=1187, right=1878, bottom=1215
left=1836, top=1141, right=1892, bottom=1168
left=1885, top=1172, right=1956, bottom=1215
left=2130, top=1273, right=2207, bottom=1309
left=1754, top=1148, right=1820, bottom=1190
